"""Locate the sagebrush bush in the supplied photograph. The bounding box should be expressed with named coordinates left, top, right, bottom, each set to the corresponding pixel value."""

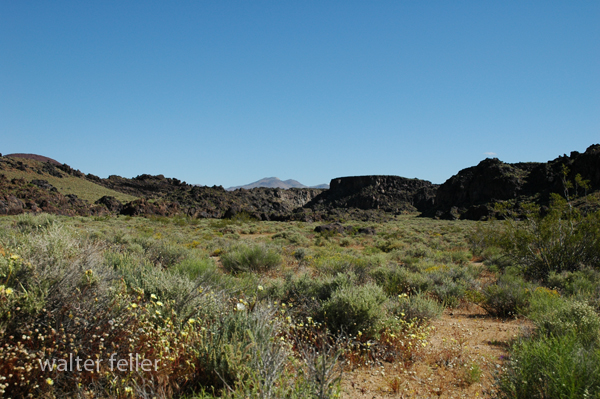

left=370, top=264, right=431, bottom=296
left=107, top=251, right=225, bottom=320
left=547, top=268, right=600, bottom=299
left=426, top=265, right=473, bottom=307
left=14, top=212, right=58, bottom=232
left=388, top=292, right=444, bottom=324
left=320, top=283, right=387, bottom=337
left=530, top=298, right=600, bottom=345
left=195, top=305, right=288, bottom=396
left=221, top=243, right=282, bottom=274
left=173, top=256, right=217, bottom=281
left=498, top=333, right=600, bottom=399
left=271, top=229, right=310, bottom=246
left=311, top=252, right=373, bottom=282
left=480, top=273, right=530, bottom=317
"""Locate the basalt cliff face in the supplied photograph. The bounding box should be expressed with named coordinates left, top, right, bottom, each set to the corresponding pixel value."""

left=295, top=175, right=437, bottom=221
left=428, top=144, right=600, bottom=220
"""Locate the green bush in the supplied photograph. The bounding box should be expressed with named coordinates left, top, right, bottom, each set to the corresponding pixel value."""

left=426, top=266, right=473, bottom=307
left=173, top=256, right=217, bottom=281
left=320, top=283, right=387, bottom=337
left=530, top=298, right=600, bottom=345
left=547, top=268, right=600, bottom=299
left=480, top=273, right=530, bottom=317
left=144, top=239, right=191, bottom=268
left=387, top=292, right=444, bottom=324
left=493, top=201, right=600, bottom=280
left=107, top=251, right=225, bottom=320
left=14, top=212, right=58, bottom=233
left=311, top=253, right=372, bottom=281
left=221, top=243, right=282, bottom=274
left=196, top=306, right=288, bottom=396
left=498, top=333, right=600, bottom=399
left=430, top=277, right=466, bottom=308
left=271, top=230, right=310, bottom=246
left=370, top=264, right=431, bottom=296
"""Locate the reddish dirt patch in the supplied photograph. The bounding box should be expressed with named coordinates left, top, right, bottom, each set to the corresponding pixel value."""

left=340, top=305, right=532, bottom=399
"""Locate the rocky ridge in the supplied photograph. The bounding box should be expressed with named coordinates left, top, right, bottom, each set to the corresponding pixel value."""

left=1, top=144, right=599, bottom=220
left=428, top=144, right=600, bottom=219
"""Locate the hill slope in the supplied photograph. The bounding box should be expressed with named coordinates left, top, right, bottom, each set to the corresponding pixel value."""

left=0, top=156, right=138, bottom=204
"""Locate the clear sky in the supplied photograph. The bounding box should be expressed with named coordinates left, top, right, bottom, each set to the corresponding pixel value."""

left=1, top=1, right=599, bottom=187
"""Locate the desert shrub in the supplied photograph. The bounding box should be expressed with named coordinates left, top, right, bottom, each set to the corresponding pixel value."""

left=293, top=247, right=314, bottom=263
left=266, top=273, right=324, bottom=318
left=173, top=256, right=217, bottom=281
left=468, top=220, right=505, bottom=257
left=547, top=268, right=600, bottom=299
left=339, top=237, right=353, bottom=247
left=317, top=272, right=357, bottom=300
left=107, top=251, right=225, bottom=320
left=272, top=230, right=310, bottom=246
left=462, top=362, right=482, bottom=386
left=426, top=265, right=474, bottom=307
left=481, top=246, right=514, bottom=271
left=145, top=239, right=191, bottom=268
left=0, top=226, right=135, bottom=398
left=127, top=234, right=192, bottom=266
left=371, top=264, right=431, bottom=296
left=387, top=292, right=444, bottom=324
left=320, top=283, right=387, bottom=337
left=293, top=332, right=345, bottom=399
left=375, top=238, right=406, bottom=253
left=480, top=273, right=531, bottom=317
left=498, top=333, right=600, bottom=399
left=221, top=243, right=282, bottom=274
left=312, top=252, right=368, bottom=276
left=196, top=305, right=288, bottom=396
left=268, top=272, right=358, bottom=320
left=433, top=249, right=472, bottom=265
left=14, top=212, right=58, bottom=232
left=429, top=277, right=466, bottom=308
left=488, top=199, right=600, bottom=280
left=529, top=297, right=600, bottom=345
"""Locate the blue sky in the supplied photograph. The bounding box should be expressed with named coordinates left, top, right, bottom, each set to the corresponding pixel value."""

left=1, top=1, right=598, bottom=187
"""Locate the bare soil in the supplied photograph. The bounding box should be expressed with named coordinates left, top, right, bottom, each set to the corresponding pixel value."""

left=340, top=305, right=532, bottom=399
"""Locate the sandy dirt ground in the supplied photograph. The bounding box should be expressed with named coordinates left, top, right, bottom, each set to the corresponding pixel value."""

left=340, top=305, right=532, bottom=399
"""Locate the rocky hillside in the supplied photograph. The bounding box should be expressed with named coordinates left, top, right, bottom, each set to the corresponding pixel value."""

left=298, top=175, right=437, bottom=221
left=427, top=144, right=600, bottom=219
left=0, top=175, right=113, bottom=216
left=2, top=144, right=599, bottom=221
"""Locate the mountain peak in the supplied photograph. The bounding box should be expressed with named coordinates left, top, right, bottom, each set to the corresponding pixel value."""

left=226, top=177, right=328, bottom=191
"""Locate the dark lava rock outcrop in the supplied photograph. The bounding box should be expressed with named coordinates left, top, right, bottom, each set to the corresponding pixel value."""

left=305, top=175, right=437, bottom=215
left=2, top=145, right=599, bottom=222
left=95, top=196, right=123, bottom=213
left=428, top=144, right=600, bottom=220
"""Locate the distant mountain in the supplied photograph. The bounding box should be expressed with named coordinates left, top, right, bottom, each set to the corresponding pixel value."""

left=226, top=177, right=329, bottom=191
